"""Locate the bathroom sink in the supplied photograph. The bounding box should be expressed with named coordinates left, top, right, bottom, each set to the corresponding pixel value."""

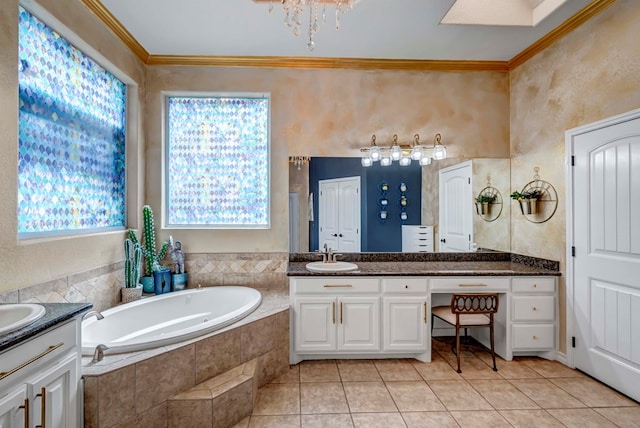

left=0, top=304, right=46, bottom=335
left=305, top=261, right=359, bottom=273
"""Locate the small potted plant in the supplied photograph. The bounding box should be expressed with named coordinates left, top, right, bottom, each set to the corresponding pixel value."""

left=475, top=194, right=496, bottom=216
left=121, top=238, right=143, bottom=303
left=511, top=190, right=541, bottom=215
left=128, top=205, right=169, bottom=293
left=169, top=236, right=188, bottom=291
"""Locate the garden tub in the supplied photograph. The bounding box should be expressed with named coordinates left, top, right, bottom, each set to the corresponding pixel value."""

left=82, top=286, right=262, bottom=355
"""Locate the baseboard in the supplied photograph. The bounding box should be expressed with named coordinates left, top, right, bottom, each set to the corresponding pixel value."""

left=555, top=351, right=569, bottom=366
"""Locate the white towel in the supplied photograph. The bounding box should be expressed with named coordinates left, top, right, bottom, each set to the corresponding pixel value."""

left=308, top=193, right=314, bottom=221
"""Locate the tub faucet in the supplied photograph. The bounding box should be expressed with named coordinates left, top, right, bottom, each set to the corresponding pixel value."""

left=82, top=310, right=104, bottom=321
left=92, top=344, right=109, bottom=363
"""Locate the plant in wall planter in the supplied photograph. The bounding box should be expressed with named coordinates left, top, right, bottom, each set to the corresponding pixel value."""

left=510, top=190, right=541, bottom=215
left=169, top=235, right=188, bottom=291
left=121, top=238, right=143, bottom=303
left=128, top=205, right=169, bottom=293
left=475, top=194, right=496, bottom=216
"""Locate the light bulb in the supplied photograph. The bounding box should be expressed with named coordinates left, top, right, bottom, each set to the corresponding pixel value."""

left=420, top=156, right=432, bottom=166
left=369, top=146, right=380, bottom=161
left=410, top=146, right=423, bottom=161
left=399, top=157, right=411, bottom=166
left=361, top=157, right=372, bottom=167
left=380, top=157, right=391, bottom=166
left=433, top=144, right=447, bottom=160
left=391, top=144, right=402, bottom=161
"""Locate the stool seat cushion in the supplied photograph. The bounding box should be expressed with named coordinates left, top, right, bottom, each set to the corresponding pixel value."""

left=432, top=305, right=491, bottom=326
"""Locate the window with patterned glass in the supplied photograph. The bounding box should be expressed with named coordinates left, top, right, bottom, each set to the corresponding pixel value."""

left=18, top=6, right=127, bottom=238
left=166, top=95, right=270, bottom=228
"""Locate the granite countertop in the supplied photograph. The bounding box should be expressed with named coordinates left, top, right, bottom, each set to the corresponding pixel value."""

left=0, top=302, right=92, bottom=353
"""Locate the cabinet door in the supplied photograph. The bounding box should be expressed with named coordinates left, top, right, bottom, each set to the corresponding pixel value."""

left=28, top=354, right=78, bottom=428
left=295, top=297, right=337, bottom=352
left=337, top=297, right=380, bottom=351
left=383, top=297, right=428, bottom=351
left=0, top=386, right=27, bottom=428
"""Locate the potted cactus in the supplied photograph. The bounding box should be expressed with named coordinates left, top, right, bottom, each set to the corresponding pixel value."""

left=128, top=205, right=169, bottom=293
left=121, top=238, right=143, bottom=303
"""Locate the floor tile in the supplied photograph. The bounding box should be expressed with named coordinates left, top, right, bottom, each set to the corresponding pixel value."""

left=450, top=410, right=512, bottom=427
left=549, top=376, right=639, bottom=407
left=248, top=415, right=301, bottom=428
left=343, top=381, right=398, bottom=413
left=439, top=352, right=502, bottom=379
left=412, top=360, right=462, bottom=381
left=299, top=360, right=340, bottom=382
left=468, top=379, right=539, bottom=410
left=337, top=360, right=382, bottom=381
left=301, top=414, right=354, bottom=428
left=270, top=365, right=299, bottom=384
left=546, top=408, right=618, bottom=427
left=252, top=383, right=300, bottom=415
left=374, top=359, right=422, bottom=381
left=385, top=381, right=446, bottom=412
left=401, top=411, right=459, bottom=428
left=300, top=382, right=349, bottom=414
left=498, top=409, right=564, bottom=427
left=594, top=407, right=640, bottom=427
left=521, top=358, right=585, bottom=378
left=231, top=416, right=250, bottom=428
left=351, top=412, right=407, bottom=428
left=509, top=378, right=586, bottom=409
left=427, top=380, right=493, bottom=411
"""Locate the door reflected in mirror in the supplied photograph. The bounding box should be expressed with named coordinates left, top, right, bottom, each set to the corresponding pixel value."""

left=289, top=157, right=510, bottom=253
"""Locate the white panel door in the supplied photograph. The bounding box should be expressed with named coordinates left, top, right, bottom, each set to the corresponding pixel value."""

left=383, top=297, right=428, bottom=351
left=28, top=354, right=77, bottom=428
left=337, top=297, right=380, bottom=351
left=0, top=386, right=27, bottom=428
left=319, top=177, right=361, bottom=252
left=571, top=113, right=640, bottom=402
left=439, top=161, right=473, bottom=252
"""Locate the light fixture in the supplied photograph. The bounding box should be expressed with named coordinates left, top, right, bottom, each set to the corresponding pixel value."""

left=289, top=156, right=310, bottom=170
left=360, top=133, right=447, bottom=167
left=264, top=0, right=356, bottom=51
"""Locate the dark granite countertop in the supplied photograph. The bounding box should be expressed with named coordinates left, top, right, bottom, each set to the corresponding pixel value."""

left=287, top=252, right=561, bottom=277
left=0, top=302, right=92, bottom=353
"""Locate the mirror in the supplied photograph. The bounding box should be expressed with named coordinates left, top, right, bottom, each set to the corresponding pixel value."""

left=289, top=157, right=510, bottom=253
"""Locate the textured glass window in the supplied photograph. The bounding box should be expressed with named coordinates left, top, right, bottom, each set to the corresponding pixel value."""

left=166, top=96, right=270, bottom=228
left=18, top=6, right=126, bottom=237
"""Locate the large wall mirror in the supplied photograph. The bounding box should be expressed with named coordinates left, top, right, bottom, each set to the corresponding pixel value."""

left=289, top=157, right=511, bottom=253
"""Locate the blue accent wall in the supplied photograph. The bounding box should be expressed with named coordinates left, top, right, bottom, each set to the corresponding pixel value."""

left=309, top=157, right=422, bottom=252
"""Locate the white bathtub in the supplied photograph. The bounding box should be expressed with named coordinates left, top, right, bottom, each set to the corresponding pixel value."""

left=82, top=286, right=262, bottom=355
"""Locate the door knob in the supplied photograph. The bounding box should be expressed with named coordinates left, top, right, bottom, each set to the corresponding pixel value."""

left=440, top=238, right=446, bottom=243
left=338, top=234, right=343, bottom=237
left=332, top=233, right=338, bottom=237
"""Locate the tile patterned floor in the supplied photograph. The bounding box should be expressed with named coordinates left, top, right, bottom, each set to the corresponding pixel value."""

left=233, top=340, right=639, bottom=428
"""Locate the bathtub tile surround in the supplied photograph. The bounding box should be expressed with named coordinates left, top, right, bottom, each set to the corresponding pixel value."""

left=187, top=253, right=288, bottom=290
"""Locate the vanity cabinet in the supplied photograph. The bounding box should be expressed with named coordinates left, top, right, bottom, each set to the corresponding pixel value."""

left=382, top=278, right=428, bottom=352
left=511, top=277, right=557, bottom=354
left=0, top=319, right=81, bottom=428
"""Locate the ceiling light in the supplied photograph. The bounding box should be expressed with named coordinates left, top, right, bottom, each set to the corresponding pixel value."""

left=360, top=133, right=446, bottom=167
left=289, top=156, right=310, bottom=170
left=266, top=0, right=356, bottom=51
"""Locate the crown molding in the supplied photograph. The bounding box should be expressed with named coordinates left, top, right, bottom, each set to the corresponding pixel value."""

left=81, top=0, right=149, bottom=63
left=82, top=0, right=615, bottom=72
left=146, top=55, right=509, bottom=72
left=508, top=0, right=617, bottom=70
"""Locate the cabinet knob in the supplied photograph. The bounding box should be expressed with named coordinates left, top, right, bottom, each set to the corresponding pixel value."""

left=532, top=307, right=537, bottom=311
left=532, top=336, right=538, bottom=340
left=533, top=284, right=537, bottom=288
left=405, top=285, right=408, bottom=289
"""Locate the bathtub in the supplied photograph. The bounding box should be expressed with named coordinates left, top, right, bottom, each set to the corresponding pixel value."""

left=82, top=286, right=262, bottom=355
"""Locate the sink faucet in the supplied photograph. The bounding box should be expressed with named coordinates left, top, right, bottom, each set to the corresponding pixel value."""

left=92, top=344, right=109, bottom=363
left=82, top=310, right=104, bottom=321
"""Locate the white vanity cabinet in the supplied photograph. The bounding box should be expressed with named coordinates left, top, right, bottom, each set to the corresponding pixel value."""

left=0, top=319, right=82, bottom=428
left=511, top=277, right=557, bottom=356
left=382, top=278, right=429, bottom=352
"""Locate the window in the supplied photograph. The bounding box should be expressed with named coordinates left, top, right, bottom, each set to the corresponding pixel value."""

left=166, top=96, right=270, bottom=228
left=17, top=6, right=127, bottom=237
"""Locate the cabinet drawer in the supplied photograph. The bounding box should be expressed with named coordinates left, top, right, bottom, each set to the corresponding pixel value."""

left=512, top=324, right=555, bottom=350
left=293, top=277, right=380, bottom=294
left=512, top=296, right=555, bottom=321
left=512, top=277, right=555, bottom=294
left=430, top=277, right=510, bottom=292
left=382, top=278, right=428, bottom=294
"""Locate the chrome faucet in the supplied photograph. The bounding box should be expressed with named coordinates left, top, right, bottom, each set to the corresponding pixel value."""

left=82, top=310, right=104, bottom=321
left=92, top=344, right=109, bottom=363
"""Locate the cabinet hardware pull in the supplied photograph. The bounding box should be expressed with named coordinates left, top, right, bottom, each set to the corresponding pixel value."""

left=532, top=307, right=537, bottom=311
left=423, top=302, right=427, bottom=324
left=332, top=301, right=336, bottom=324
left=457, top=284, right=487, bottom=287
left=340, top=302, right=343, bottom=324
left=533, top=336, right=538, bottom=340
left=19, top=398, right=29, bottom=428
left=0, top=343, right=64, bottom=380
left=323, top=285, right=353, bottom=288
left=35, top=387, right=45, bottom=428
left=533, top=284, right=537, bottom=288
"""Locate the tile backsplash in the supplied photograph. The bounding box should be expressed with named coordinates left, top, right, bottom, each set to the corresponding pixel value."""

left=0, top=252, right=288, bottom=312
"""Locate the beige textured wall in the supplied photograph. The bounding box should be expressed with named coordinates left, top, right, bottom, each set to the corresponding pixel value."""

left=0, top=0, right=146, bottom=293
left=510, top=0, right=640, bottom=353
left=146, top=67, right=509, bottom=253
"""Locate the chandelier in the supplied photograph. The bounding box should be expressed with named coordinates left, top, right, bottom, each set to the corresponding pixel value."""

left=360, top=134, right=447, bottom=167
left=266, top=0, right=355, bottom=51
